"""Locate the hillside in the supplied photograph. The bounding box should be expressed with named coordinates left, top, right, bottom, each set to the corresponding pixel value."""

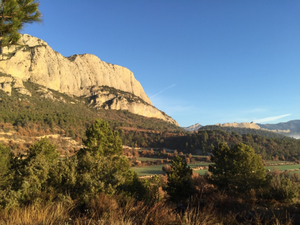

left=0, top=34, right=178, bottom=125
left=0, top=73, right=183, bottom=152
left=199, top=125, right=287, bottom=139
left=206, top=121, right=300, bottom=139
left=258, top=120, right=300, bottom=138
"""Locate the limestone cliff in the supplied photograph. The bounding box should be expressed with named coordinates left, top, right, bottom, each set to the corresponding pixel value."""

left=88, top=86, right=177, bottom=125
left=215, top=121, right=291, bottom=133
left=0, top=34, right=151, bottom=104
left=0, top=34, right=179, bottom=125
left=216, top=121, right=261, bottom=129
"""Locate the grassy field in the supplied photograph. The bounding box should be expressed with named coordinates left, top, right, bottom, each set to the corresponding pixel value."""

left=188, top=162, right=211, bottom=168
left=132, top=161, right=300, bottom=177
left=265, top=160, right=288, bottom=163
left=131, top=162, right=211, bottom=176
left=138, top=157, right=162, bottom=161
left=131, top=164, right=166, bottom=176
left=265, top=164, right=300, bottom=171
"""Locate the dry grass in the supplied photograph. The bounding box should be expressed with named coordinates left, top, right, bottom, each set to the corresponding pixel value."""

left=0, top=202, right=72, bottom=225
left=0, top=193, right=296, bottom=225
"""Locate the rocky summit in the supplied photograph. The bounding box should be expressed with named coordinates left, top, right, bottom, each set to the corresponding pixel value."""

left=0, top=34, right=178, bottom=125
left=215, top=121, right=261, bottom=129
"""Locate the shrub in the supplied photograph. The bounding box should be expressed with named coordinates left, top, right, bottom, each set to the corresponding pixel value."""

left=267, top=174, right=299, bottom=202
left=0, top=138, right=60, bottom=208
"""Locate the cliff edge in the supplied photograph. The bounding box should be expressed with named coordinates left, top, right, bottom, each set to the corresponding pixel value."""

left=0, top=34, right=179, bottom=125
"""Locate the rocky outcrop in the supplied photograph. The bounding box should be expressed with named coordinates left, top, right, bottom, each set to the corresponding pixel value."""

left=0, top=75, right=31, bottom=96
left=215, top=121, right=293, bottom=134
left=216, top=121, right=261, bottom=129
left=0, top=34, right=151, bottom=104
left=88, top=86, right=178, bottom=125
left=0, top=34, right=179, bottom=125
left=183, top=123, right=202, bottom=132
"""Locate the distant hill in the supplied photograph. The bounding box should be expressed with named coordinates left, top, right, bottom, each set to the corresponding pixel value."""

left=199, top=125, right=286, bottom=139
left=258, top=120, right=300, bottom=139
left=183, top=123, right=202, bottom=132
left=198, top=120, right=300, bottom=139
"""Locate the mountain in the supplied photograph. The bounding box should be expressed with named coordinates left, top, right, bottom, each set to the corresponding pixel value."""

left=215, top=121, right=260, bottom=129
left=0, top=34, right=178, bottom=125
left=0, top=75, right=183, bottom=151
left=258, top=120, right=300, bottom=139
left=183, top=123, right=202, bottom=132
left=200, top=120, right=300, bottom=139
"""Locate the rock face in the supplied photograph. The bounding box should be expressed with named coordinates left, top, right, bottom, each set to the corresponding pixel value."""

left=216, top=121, right=261, bottom=129
left=215, top=121, right=293, bottom=134
left=0, top=75, right=31, bottom=96
left=183, top=123, right=202, bottom=132
left=0, top=34, right=151, bottom=104
left=88, top=86, right=178, bottom=125
left=0, top=34, right=179, bottom=125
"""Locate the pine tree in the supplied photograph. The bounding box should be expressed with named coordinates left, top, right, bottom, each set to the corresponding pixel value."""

left=0, top=0, right=42, bottom=51
left=2, top=138, right=60, bottom=206
left=75, top=119, right=134, bottom=204
left=208, top=143, right=268, bottom=193
left=163, top=156, right=195, bottom=203
left=0, top=143, right=11, bottom=187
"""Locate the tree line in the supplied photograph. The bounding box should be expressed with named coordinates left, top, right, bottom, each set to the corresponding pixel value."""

left=1, top=119, right=299, bottom=224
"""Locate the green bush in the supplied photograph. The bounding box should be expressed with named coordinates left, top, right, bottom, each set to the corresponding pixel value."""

left=267, top=174, right=299, bottom=202
left=0, top=138, right=60, bottom=208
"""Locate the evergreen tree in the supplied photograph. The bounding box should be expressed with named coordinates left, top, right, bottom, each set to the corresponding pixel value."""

left=75, top=119, right=134, bottom=203
left=0, top=143, right=11, bottom=187
left=163, top=156, right=195, bottom=203
left=0, top=0, right=42, bottom=50
left=208, top=143, right=268, bottom=193
left=2, top=138, right=59, bottom=207
left=82, top=119, right=123, bottom=157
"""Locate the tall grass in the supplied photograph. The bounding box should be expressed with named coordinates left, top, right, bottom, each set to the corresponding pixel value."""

left=0, top=193, right=295, bottom=225
left=0, top=202, right=72, bottom=225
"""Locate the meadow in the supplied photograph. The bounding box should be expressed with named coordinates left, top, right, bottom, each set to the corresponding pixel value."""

left=132, top=161, right=300, bottom=176
left=131, top=162, right=211, bottom=176
left=137, top=157, right=162, bottom=161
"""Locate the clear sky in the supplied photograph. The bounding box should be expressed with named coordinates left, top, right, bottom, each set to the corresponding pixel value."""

left=22, top=1, right=300, bottom=127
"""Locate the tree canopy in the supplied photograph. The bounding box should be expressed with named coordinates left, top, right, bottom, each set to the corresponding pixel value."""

left=208, top=143, right=268, bottom=193
left=75, top=119, right=135, bottom=203
left=163, top=156, right=195, bottom=203
left=0, top=0, right=42, bottom=48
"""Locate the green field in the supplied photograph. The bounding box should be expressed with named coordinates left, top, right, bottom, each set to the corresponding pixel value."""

left=265, top=161, right=294, bottom=165
left=188, top=162, right=211, bottom=168
left=131, top=164, right=166, bottom=176
left=131, top=162, right=211, bottom=176
left=138, top=157, right=162, bottom=161
left=265, top=164, right=300, bottom=171
left=132, top=162, right=300, bottom=177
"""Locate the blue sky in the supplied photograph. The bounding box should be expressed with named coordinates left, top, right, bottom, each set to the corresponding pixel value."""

left=22, top=1, right=300, bottom=127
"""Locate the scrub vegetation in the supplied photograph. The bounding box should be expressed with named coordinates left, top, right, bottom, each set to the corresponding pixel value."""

left=1, top=119, right=300, bottom=224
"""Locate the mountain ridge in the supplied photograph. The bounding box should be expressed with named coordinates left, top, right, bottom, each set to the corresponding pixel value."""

left=0, top=34, right=178, bottom=125
left=185, top=120, right=300, bottom=139
left=183, top=123, right=202, bottom=132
